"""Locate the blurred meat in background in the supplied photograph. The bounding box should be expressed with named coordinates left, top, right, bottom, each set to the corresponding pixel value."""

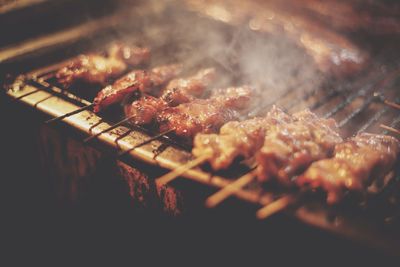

left=184, top=0, right=400, bottom=76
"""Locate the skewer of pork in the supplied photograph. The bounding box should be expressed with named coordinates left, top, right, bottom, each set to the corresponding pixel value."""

left=193, top=108, right=341, bottom=176
left=124, top=68, right=216, bottom=125
left=153, top=85, right=261, bottom=185
left=120, top=85, right=258, bottom=157
left=254, top=125, right=399, bottom=210
left=197, top=108, right=341, bottom=207
left=158, top=108, right=336, bottom=187
left=93, top=63, right=183, bottom=112
left=158, top=103, right=399, bottom=213
left=156, top=85, right=257, bottom=139
left=204, top=109, right=398, bottom=211
left=254, top=131, right=399, bottom=217
left=56, top=42, right=150, bottom=87
left=255, top=109, right=343, bottom=184
left=84, top=67, right=216, bottom=143
left=297, top=133, right=400, bottom=204
left=192, top=106, right=292, bottom=170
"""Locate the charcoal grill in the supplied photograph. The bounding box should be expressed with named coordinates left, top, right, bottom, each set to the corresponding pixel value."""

left=3, top=0, right=400, bottom=257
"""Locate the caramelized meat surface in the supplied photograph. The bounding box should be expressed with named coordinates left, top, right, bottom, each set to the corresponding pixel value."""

left=192, top=106, right=292, bottom=170
left=124, top=95, right=168, bottom=125
left=157, top=86, right=256, bottom=138
left=107, top=42, right=150, bottom=66
left=56, top=43, right=150, bottom=87
left=56, top=54, right=127, bottom=87
left=124, top=68, right=217, bottom=125
left=94, top=64, right=182, bottom=112
left=161, top=68, right=216, bottom=106
left=256, top=109, right=342, bottom=184
left=297, top=133, right=400, bottom=204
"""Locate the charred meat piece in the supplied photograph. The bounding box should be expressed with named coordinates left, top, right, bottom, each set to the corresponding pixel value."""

left=157, top=86, right=256, bottom=138
left=124, top=68, right=217, bottom=125
left=94, top=64, right=182, bottom=112
left=297, top=133, right=400, bottom=204
left=209, top=86, right=256, bottom=110
left=124, top=95, right=168, bottom=125
left=161, top=68, right=216, bottom=106
left=107, top=42, right=150, bottom=66
left=157, top=99, right=239, bottom=138
left=256, top=109, right=342, bottom=184
left=192, top=106, right=292, bottom=170
left=56, top=43, right=150, bottom=87
left=55, top=54, right=127, bottom=87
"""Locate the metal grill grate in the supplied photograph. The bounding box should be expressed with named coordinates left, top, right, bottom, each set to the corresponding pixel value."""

left=17, top=47, right=400, bottom=211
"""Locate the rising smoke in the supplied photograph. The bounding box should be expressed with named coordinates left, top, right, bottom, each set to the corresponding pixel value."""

left=115, top=0, right=325, bottom=112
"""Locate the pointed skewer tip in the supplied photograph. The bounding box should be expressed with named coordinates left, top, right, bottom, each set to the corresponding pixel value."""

left=256, top=195, right=294, bottom=220
left=156, top=153, right=211, bottom=186
left=380, top=124, right=400, bottom=135
left=205, top=170, right=256, bottom=208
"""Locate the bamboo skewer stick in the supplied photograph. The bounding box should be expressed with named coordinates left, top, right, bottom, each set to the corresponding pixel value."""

left=256, top=195, right=294, bottom=219
left=205, top=170, right=256, bottom=208
left=384, top=100, right=400, bottom=110
left=380, top=124, right=400, bottom=135
left=156, top=153, right=211, bottom=186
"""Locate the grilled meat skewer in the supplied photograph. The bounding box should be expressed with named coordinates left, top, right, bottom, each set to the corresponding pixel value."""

left=192, top=107, right=342, bottom=176
left=161, top=68, right=216, bottom=106
left=124, top=68, right=216, bottom=125
left=56, top=54, right=127, bottom=87
left=297, top=133, right=400, bottom=204
left=125, top=95, right=168, bottom=125
left=191, top=104, right=399, bottom=205
left=94, top=64, right=182, bottom=112
left=156, top=85, right=257, bottom=138
left=107, top=42, right=151, bottom=66
left=56, top=43, right=150, bottom=87
left=255, top=109, right=343, bottom=184
left=192, top=106, right=292, bottom=170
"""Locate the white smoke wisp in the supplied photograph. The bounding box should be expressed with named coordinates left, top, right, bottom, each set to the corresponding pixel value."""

left=117, top=0, right=325, bottom=110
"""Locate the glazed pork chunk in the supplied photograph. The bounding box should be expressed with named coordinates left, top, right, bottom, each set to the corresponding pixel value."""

left=255, top=109, right=343, bottom=184
left=192, top=106, right=292, bottom=170
left=297, top=133, right=400, bottom=204
left=124, top=68, right=216, bottom=125
left=94, top=64, right=182, bottom=112
left=56, top=43, right=150, bottom=86
left=157, top=86, right=257, bottom=138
